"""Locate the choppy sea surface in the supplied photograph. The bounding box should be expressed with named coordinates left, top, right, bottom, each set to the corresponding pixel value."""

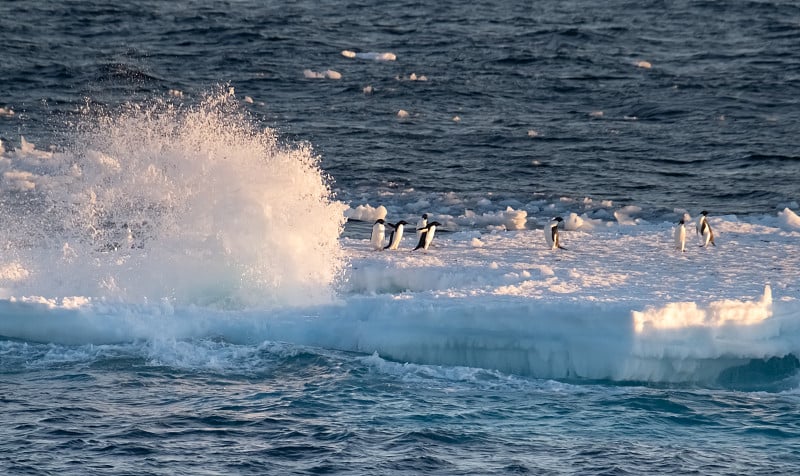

left=2, top=0, right=800, bottom=474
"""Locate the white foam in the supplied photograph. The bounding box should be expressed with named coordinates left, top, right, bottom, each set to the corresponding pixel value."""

left=0, top=91, right=346, bottom=309
left=0, top=106, right=15, bottom=117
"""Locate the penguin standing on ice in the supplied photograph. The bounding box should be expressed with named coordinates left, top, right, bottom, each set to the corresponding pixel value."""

left=544, top=217, right=565, bottom=250
left=696, top=210, right=715, bottom=247
left=415, top=213, right=428, bottom=242
left=413, top=221, right=442, bottom=251
left=370, top=219, right=386, bottom=250
left=384, top=220, right=408, bottom=250
left=674, top=219, right=686, bottom=252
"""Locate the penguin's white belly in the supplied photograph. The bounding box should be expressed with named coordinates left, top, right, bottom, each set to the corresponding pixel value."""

left=387, top=225, right=404, bottom=250
left=674, top=225, right=685, bottom=251
left=423, top=226, right=436, bottom=249
left=371, top=225, right=385, bottom=250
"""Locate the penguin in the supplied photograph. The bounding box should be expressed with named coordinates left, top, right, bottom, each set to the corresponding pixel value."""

left=384, top=220, right=409, bottom=250
left=416, top=213, right=428, bottom=243
left=674, top=219, right=686, bottom=252
left=413, top=221, right=442, bottom=251
left=370, top=219, right=386, bottom=250
left=544, top=216, right=565, bottom=250
left=696, top=210, right=715, bottom=247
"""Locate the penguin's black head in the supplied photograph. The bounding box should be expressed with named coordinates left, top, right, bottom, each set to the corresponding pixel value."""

left=422, top=213, right=428, bottom=219
left=429, top=221, right=442, bottom=227
left=375, top=218, right=385, bottom=224
left=554, top=216, right=563, bottom=222
left=701, top=210, right=708, bottom=216
left=397, top=220, right=408, bottom=225
left=679, top=219, right=684, bottom=224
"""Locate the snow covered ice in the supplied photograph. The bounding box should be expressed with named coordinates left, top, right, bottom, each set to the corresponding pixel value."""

left=1, top=93, right=799, bottom=388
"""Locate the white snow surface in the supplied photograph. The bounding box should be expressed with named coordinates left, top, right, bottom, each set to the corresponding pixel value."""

left=2, top=210, right=799, bottom=385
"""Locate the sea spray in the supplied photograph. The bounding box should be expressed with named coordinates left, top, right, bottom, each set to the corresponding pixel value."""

left=0, top=89, right=347, bottom=308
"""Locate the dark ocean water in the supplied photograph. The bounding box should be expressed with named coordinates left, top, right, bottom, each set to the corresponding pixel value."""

left=2, top=0, right=800, bottom=474
left=2, top=340, right=800, bottom=475
left=2, top=0, right=799, bottom=217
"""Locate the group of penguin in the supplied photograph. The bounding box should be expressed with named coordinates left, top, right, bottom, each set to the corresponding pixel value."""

left=674, top=210, right=716, bottom=251
left=545, top=210, right=716, bottom=252
left=370, top=213, right=442, bottom=251
left=370, top=210, right=716, bottom=252
left=545, top=211, right=715, bottom=251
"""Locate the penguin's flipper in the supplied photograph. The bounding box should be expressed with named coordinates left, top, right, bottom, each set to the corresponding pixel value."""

left=413, top=231, right=427, bottom=251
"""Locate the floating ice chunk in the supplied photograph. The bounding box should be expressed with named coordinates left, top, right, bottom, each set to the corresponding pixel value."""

left=778, top=208, right=800, bottom=231
left=527, top=129, right=539, bottom=137
left=613, top=205, right=643, bottom=226
left=374, top=52, right=396, bottom=61
left=244, top=96, right=254, bottom=104
left=564, top=212, right=604, bottom=231
left=397, top=109, right=410, bottom=118
left=398, top=73, right=428, bottom=82
left=303, top=69, right=342, bottom=80
left=589, top=111, right=604, bottom=118
left=0, top=106, right=15, bottom=117
left=345, top=204, right=388, bottom=222
left=341, top=50, right=396, bottom=61
left=305, top=70, right=326, bottom=79
left=452, top=116, right=461, bottom=122
left=470, top=237, right=484, bottom=248
left=6, top=137, right=54, bottom=160
left=363, top=85, right=374, bottom=94
left=462, top=207, right=527, bottom=231
left=636, top=60, right=652, bottom=69
left=2, top=170, right=37, bottom=191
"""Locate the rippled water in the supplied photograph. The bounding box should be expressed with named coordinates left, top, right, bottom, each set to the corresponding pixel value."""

left=2, top=341, right=799, bottom=475
left=3, top=0, right=799, bottom=217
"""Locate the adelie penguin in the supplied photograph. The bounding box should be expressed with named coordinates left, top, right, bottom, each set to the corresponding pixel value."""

left=674, top=219, right=686, bottom=252
left=413, top=221, right=442, bottom=251
left=544, top=217, right=566, bottom=250
left=370, top=219, right=386, bottom=250
left=384, top=220, right=409, bottom=250
left=696, top=210, right=715, bottom=247
left=415, top=213, right=428, bottom=243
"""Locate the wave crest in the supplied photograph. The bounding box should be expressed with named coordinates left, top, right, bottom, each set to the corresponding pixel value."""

left=0, top=89, right=346, bottom=308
